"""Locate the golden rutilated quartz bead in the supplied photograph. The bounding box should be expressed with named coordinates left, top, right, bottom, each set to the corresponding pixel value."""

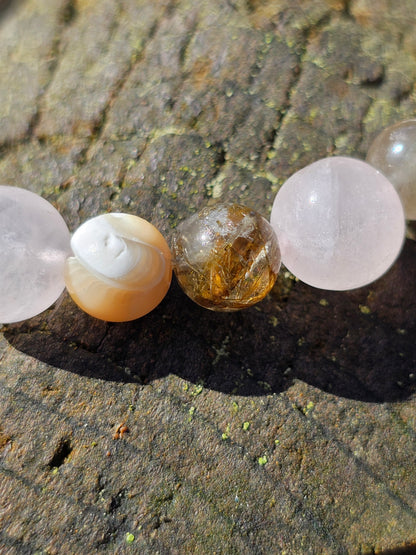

left=171, top=203, right=281, bottom=311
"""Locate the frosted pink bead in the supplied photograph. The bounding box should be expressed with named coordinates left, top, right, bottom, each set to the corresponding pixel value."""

left=270, top=157, right=405, bottom=291
left=366, top=119, right=416, bottom=219
left=0, top=186, right=71, bottom=323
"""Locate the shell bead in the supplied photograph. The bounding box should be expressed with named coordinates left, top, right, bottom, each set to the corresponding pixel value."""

left=172, top=203, right=281, bottom=311
left=366, top=119, right=416, bottom=219
left=0, top=185, right=71, bottom=323
left=270, top=157, right=405, bottom=291
left=64, top=213, right=172, bottom=322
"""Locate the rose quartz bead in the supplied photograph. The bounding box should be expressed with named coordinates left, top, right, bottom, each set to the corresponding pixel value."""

left=366, top=119, right=416, bottom=219
left=270, top=157, right=405, bottom=290
left=0, top=186, right=71, bottom=323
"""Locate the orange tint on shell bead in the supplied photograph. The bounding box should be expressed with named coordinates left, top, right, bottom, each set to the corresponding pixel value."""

left=172, top=203, right=281, bottom=311
left=64, top=213, right=172, bottom=322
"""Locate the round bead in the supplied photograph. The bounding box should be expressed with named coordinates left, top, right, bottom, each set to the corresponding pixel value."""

left=366, top=119, right=416, bottom=219
left=64, top=213, right=172, bottom=321
left=0, top=186, right=71, bottom=323
left=172, top=203, right=281, bottom=311
left=270, top=157, right=405, bottom=291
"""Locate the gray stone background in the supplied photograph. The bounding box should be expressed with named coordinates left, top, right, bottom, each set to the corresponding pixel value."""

left=0, top=0, right=416, bottom=553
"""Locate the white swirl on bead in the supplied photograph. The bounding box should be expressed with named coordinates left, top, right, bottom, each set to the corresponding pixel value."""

left=70, top=214, right=166, bottom=290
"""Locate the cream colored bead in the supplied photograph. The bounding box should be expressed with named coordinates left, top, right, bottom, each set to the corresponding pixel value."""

left=64, top=213, right=172, bottom=321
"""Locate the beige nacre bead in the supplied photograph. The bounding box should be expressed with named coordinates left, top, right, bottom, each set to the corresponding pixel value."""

left=64, top=213, right=172, bottom=321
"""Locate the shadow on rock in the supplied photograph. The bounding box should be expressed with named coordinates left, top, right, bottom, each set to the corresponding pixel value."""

left=4, top=240, right=416, bottom=403
left=0, top=0, right=22, bottom=17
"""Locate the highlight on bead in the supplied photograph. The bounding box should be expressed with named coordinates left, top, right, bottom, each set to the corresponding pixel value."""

left=172, top=203, right=281, bottom=311
left=0, top=185, right=71, bottom=324
left=64, top=213, right=172, bottom=322
left=270, top=157, right=405, bottom=291
left=1, top=119, right=414, bottom=325
left=366, top=119, right=416, bottom=220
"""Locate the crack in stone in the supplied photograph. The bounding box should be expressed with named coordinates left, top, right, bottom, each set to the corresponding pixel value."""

left=47, top=436, right=72, bottom=468
left=26, top=0, right=80, bottom=143
left=81, top=1, right=179, bottom=164
left=0, top=455, right=123, bottom=544
left=0, top=378, right=321, bottom=550
left=354, top=94, right=377, bottom=154
left=147, top=385, right=344, bottom=549
left=178, top=15, right=199, bottom=71
left=261, top=11, right=336, bottom=163
left=283, top=393, right=416, bottom=521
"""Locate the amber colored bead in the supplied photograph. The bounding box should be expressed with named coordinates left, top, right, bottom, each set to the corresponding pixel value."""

left=171, top=203, right=281, bottom=311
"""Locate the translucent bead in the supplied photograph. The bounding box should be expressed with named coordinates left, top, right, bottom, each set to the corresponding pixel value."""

left=270, top=157, right=405, bottom=291
left=64, top=213, right=172, bottom=321
left=0, top=186, right=71, bottom=323
left=172, top=203, right=281, bottom=311
left=366, top=119, right=416, bottom=219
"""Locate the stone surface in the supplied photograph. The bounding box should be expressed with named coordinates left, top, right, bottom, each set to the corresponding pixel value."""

left=0, top=185, right=70, bottom=323
left=172, top=203, right=280, bottom=310
left=367, top=119, right=416, bottom=219
left=1, top=0, right=416, bottom=553
left=271, top=157, right=405, bottom=290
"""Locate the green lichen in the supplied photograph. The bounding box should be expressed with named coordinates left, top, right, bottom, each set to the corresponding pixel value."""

left=188, top=406, right=196, bottom=422
left=191, top=384, right=203, bottom=397
left=265, top=32, right=273, bottom=45
left=222, top=424, right=231, bottom=440
left=126, top=532, right=135, bottom=544
left=257, top=381, right=272, bottom=392
left=269, top=316, right=279, bottom=327
left=303, top=401, right=315, bottom=415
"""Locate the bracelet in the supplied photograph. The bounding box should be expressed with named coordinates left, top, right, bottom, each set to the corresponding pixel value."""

left=0, top=119, right=414, bottom=324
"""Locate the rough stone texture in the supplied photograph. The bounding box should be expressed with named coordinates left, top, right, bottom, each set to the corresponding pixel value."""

left=1, top=0, right=416, bottom=553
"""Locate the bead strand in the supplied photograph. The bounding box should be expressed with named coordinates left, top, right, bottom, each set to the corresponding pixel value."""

left=0, top=120, right=415, bottom=324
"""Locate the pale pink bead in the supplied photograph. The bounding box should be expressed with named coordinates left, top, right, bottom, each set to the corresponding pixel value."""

left=0, top=186, right=71, bottom=323
left=270, top=157, right=405, bottom=291
left=366, top=119, right=416, bottom=219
